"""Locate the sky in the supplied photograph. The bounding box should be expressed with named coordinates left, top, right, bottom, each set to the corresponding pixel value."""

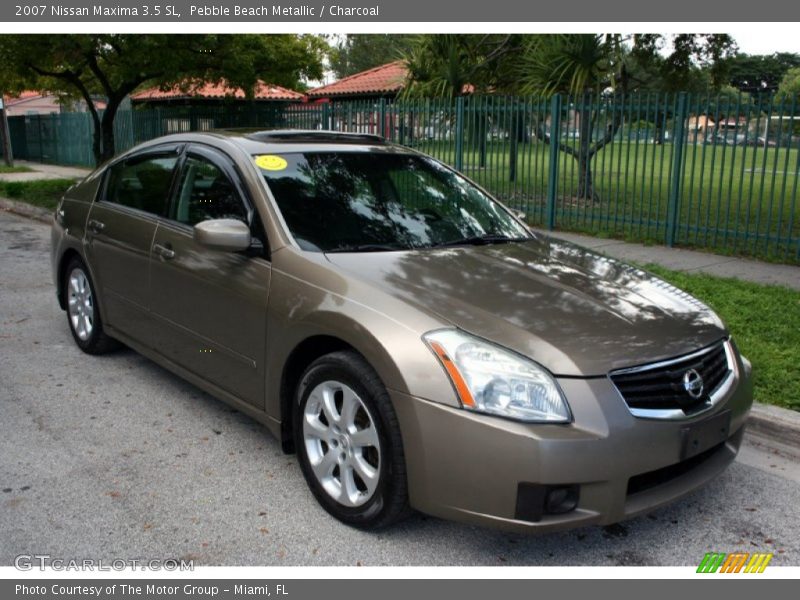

left=733, top=32, right=800, bottom=55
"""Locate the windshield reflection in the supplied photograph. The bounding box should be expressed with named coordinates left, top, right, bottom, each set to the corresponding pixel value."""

left=260, top=152, right=530, bottom=252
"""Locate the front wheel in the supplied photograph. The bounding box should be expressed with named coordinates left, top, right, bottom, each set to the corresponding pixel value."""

left=294, top=351, right=410, bottom=529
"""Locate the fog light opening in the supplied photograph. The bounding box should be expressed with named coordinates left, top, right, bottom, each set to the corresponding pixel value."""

left=545, top=485, right=580, bottom=515
left=515, top=483, right=580, bottom=523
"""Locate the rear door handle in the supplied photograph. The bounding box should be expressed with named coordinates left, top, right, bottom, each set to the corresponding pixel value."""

left=87, top=219, right=105, bottom=234
left=153, top=243, right=175, bottom=260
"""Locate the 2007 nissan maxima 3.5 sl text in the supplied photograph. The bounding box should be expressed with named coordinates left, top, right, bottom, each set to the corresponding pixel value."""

left=51, top=130, right=753, bottom=533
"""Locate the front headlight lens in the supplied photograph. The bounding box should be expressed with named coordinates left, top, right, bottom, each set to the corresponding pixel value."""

left=424, top=329, right=571, bottom=423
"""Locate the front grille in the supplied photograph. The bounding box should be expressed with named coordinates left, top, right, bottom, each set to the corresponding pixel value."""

left=610, top=340, right=731, bottom=415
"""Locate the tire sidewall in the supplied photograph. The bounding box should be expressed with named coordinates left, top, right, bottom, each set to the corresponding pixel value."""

left=294, top=356, right=397, bottom=528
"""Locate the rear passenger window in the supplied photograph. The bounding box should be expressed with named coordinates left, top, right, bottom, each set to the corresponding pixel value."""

left=104, top=155, right=178, bottom=216
left=173, top=156, right=249, bottom=226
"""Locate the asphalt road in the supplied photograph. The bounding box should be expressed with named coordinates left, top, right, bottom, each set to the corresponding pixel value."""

left=1, top=208, right=799, bottom=567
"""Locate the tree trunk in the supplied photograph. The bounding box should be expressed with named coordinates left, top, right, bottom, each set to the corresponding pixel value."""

left=654, top=112, right=665, bottom=145
left=98, top=96, right=121, bottom=164
left=533, top=94, right=624, bottom=205
left=575, top=96, right=599, bottom=202
left=576, top=154, right=596, bottom=202
left=89, top=110, right=103, bottom=166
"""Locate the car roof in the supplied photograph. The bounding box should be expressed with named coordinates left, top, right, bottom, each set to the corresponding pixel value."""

left=208, top=129, right=410, bottom=156
left=104, top=130, right=420, bottom=173
left=229, top=129, right=387, bottom=145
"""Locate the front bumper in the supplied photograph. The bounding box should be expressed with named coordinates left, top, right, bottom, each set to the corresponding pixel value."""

left=392, top=354, right=753, bottom=533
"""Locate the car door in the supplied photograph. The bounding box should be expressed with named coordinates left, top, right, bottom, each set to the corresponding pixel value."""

left=84, top=146, right=181, bottom=343
left=148, top=145, right=271, bottom=408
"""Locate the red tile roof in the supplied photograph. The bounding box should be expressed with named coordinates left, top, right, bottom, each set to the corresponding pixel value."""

left=2, top=91, right=107, bottom=112
left=131, top=80, right=304, bottom=102
left=307, top=61, right=408, bottom=98
left=3, top=91, right=49, bottom=106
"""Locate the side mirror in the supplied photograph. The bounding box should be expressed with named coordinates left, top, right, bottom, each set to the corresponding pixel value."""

left=193, top=219, right=251, bottom=252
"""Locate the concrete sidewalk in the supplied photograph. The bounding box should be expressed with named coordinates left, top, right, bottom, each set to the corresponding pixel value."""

left=537, top=228, right=800, bottom=291
left=0, top=160, right=91, bottom=182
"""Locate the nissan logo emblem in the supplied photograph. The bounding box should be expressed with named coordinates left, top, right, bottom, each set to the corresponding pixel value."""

left=683, top=368, right=705, bottom=399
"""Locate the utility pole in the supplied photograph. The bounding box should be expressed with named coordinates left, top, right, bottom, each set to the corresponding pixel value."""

left=0, top=92, right=13, bottom=167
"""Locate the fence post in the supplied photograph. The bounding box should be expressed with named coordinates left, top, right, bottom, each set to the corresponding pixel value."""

left=155, top=107, right=163, bottom=138
left=398, top=103, right=405, bottom=145
left=378, top=98, right=387, bottom=138
left=509, top=98, right=518, bottom=182
left=455, top=96, right=465, bottom=171
left=36, top=115, right=45, bottom=162
left=478, top=96, right=487, bottom=168
left=666, top=92, right=689, bottom=247
left=546, top=94, right=562, bottom=231
left=322, top=102, right=331, bottom=131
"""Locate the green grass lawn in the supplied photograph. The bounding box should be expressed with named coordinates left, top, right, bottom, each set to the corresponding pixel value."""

left=0, top=165, right=33, bottom=174
left=645, top=264, right=800, bottom=411
left=0, top=179, right=76, bottom=211
left=414, top=139, right=800, bottom=263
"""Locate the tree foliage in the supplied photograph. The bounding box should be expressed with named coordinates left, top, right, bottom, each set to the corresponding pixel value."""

left=774, top=66, right=800, bottom=104
left=620, top=34, right=737, bottom=93
left=0, top=34, right=324, bottom=163
left=402, top=34, right=524, bottom=98
left=725, top=53, right=800, bottom=94
left=515, top=34, right=626, bottom=95
left=402, top=33, right=737, bottom=98
left=328, top=34, right=415, bottom=79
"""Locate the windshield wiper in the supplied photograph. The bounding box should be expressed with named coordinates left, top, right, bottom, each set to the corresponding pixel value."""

left=326, top=243, right=409, bottom=253
left=432, top=234, right=530, bottom=248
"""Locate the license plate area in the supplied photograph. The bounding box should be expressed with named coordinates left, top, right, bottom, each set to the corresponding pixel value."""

left=681, top=410, right=731, bottom=460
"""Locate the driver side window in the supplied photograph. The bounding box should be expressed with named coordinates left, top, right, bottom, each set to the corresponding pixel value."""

left=173, top=155, right=248, bottom=226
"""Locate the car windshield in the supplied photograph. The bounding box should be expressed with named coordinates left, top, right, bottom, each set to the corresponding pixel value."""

left=258, top=151, right=531, bottom=252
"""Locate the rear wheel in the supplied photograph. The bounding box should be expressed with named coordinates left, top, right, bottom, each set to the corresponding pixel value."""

left=63, top=257, right=118, bottom=354
left=294, top=351, right=410, bottom=529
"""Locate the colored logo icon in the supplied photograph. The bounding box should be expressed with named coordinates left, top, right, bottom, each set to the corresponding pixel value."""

left=697, top=552, right=773, bottom=573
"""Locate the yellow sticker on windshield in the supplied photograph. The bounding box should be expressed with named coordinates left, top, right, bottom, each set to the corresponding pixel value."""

left=255, top=155, right=288, bottom=171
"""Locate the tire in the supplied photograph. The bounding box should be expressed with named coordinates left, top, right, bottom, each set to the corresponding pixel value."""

left=63, top=257, right=119, bottom=355
left=294, top=350, right=410, bottom=530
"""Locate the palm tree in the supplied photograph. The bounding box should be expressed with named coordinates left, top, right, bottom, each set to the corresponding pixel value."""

left=402, top=35, right=475, bottom=100
left=402, top=34, right=519, bottom=99
left=517, top=34, right=628, bottom=203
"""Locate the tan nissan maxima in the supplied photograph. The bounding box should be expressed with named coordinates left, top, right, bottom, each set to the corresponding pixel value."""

left=51, top=130, right=753, bottom=533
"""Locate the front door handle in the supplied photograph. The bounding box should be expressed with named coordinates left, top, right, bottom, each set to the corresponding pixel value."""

left=87, top=219, right=105, bottom=234
left=153, top=243, right=175, bottom=260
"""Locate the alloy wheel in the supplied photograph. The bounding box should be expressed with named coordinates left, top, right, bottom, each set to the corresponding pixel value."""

left=302, top=380, right=381, bottom=507
left=67, top=268, right=94, bottom=341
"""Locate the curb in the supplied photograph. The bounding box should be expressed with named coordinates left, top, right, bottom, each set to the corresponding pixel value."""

left=747, top=403, right=800, bottom=449
left=0, top=197, right=53, bottom=224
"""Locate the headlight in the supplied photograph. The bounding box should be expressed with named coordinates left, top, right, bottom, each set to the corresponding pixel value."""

left=423, top=329, right=571, bottom=423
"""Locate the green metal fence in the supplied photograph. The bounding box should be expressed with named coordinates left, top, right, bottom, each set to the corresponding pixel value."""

left=8, top=104, right=287, bottom=167
left=8, top=93, right=800, bottom=263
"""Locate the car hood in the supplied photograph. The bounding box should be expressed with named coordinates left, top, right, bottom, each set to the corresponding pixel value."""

left=324, top=236, right=727, bottom=376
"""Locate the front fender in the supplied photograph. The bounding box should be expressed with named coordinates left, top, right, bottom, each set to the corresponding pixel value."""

left=264, top=249, right=461, bottom=422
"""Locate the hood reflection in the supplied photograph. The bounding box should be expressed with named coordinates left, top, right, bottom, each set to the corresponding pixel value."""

left=325, top=237, right=725, bottom=376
